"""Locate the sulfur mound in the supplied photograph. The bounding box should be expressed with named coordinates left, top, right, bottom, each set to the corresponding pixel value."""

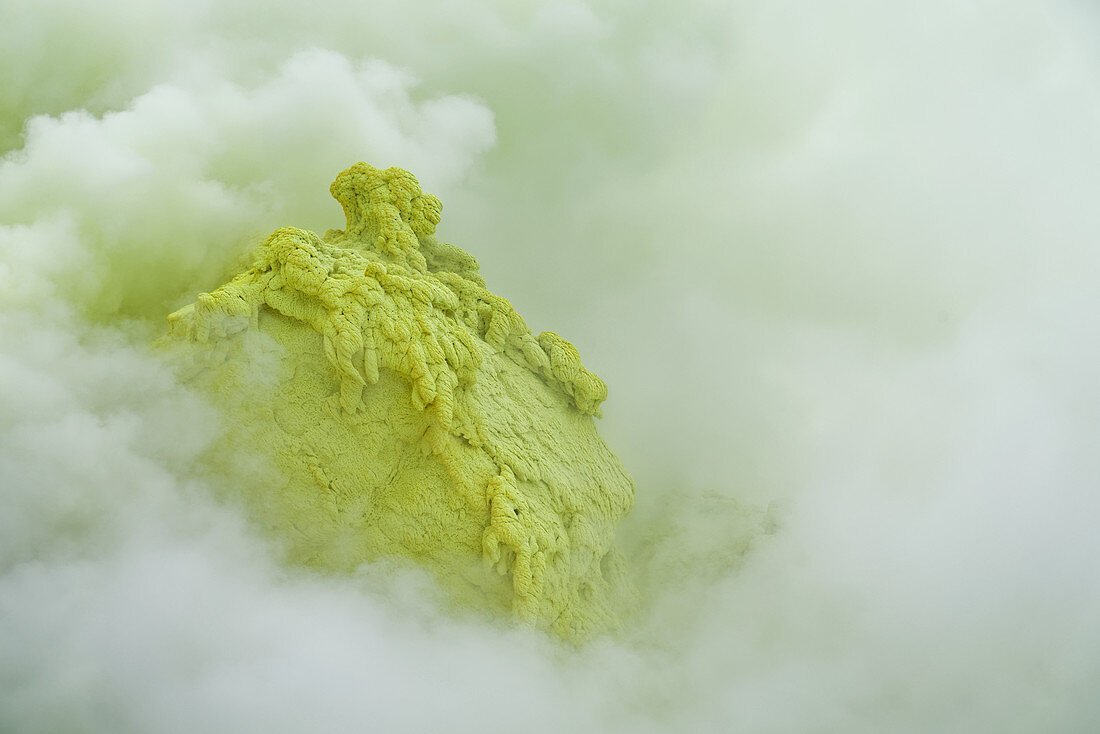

left=163, top=163, right=635, bottom=639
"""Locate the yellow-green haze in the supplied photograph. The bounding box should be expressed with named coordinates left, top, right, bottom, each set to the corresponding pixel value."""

left=1, top=1, right=1099, bottom=732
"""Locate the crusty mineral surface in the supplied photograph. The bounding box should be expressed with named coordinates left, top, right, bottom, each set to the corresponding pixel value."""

left=164, top=163, right=635, bottom=639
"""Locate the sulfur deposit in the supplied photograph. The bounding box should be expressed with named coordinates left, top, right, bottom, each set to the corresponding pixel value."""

left=163, top=163, right=635, bottom=639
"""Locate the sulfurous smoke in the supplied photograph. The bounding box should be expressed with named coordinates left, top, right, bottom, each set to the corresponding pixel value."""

left=2, top=1, right=1099, bottom=732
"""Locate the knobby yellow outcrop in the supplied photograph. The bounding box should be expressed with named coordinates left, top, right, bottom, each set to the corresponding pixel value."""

left=162, top=163, right=635, bottom=640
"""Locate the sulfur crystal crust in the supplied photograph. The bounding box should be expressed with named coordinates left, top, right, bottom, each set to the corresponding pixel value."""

left=164, top=163, right=635, bottom=640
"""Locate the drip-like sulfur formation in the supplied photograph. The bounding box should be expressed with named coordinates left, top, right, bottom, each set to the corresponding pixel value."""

left=164, top=164, right=635, bottom=640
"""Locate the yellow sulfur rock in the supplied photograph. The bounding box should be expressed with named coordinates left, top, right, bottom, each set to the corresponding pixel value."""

left=162, top=163, right=635, bottom=640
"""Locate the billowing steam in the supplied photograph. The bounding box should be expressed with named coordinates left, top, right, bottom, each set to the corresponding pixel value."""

left=2, top=1, right=1098, bottom=732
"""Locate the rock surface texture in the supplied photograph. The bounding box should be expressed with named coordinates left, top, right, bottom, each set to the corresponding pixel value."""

left=164, top=163, right=635, bottom=639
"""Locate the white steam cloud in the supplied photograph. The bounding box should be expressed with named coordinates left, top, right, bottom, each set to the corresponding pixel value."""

left=2, top=0, right=1099, bottom=732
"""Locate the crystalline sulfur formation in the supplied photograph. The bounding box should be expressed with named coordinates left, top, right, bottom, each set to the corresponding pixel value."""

left=164, top=163, right=635, bottom=639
